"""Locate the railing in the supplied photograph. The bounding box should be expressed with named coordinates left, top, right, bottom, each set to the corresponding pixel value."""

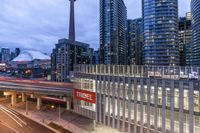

left=74, top=65, right=200, bottom=80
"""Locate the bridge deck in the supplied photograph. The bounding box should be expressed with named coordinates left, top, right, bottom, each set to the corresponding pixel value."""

left=0, top=77, right=75, bottom=95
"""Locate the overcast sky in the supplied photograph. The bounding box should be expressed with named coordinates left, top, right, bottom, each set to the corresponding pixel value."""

left=0, top=0, right=191, bottom=53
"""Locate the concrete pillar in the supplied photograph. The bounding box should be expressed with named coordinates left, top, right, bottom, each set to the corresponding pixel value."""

left=11, top=92, right=17, bottom=106
left=36, top=97, right=42, bottom=110
left=63, top=97, right=70, bottom=110
left=30, top=94, right=34, bottom=98
left=22, top=93, right=26, bottom=102
left=67, top=101, right=70, bottom=110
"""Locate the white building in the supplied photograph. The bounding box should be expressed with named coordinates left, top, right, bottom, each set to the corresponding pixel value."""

left=74, top=65, right=200, bottom=133
left=11, top=50, right=50, bottom=69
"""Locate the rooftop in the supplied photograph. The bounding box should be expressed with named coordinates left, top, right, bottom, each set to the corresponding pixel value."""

left=12, top=50, right=50, bottom=62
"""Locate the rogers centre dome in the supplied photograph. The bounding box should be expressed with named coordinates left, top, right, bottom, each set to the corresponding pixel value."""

left=12, top=50, right=50, bottom=62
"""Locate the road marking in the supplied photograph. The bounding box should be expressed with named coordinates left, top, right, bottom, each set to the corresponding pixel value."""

left=0, top=105, right=19, bottom=115
left=0, top=107, right=23, bottom=127
left=0, top=105, right=27, bottom=126
left=27, top=126, right=34, bottom=130
left=0, top=121, right=20, bottom=133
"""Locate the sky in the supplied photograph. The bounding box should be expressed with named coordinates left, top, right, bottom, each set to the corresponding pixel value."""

left=0, top=0, right=191, bottom=53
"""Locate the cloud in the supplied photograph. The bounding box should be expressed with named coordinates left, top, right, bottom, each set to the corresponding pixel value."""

left=0, top=0, right=191, bottom=53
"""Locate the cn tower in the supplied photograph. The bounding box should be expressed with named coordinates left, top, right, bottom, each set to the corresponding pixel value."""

left=69, top=0, right=76, bottom=41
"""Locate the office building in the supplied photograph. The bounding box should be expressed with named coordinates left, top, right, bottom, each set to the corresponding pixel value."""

left=10, top=52, right=15, bottom=60
left=0, top=63, right=6, bottom=72
left=15, top=48, right=20, bottom=57
left=127, top=18, right=143, bottom=65
left=1, top=48, right=11, bottom=63
left=100, top=0, right=127, bottom=65
left=191, top=0, right=200, bottom=65
left=93, top=49, right=100, bottom=65
left=179, top=12, right=192, bottom=66
left=89, top=48, right=94, bottom=65
left=51, top=39, right=92, bottom=82
left=0, top=53, right=2, bottom=63
left=73, top=65, right=200, bottom=133
left=143, top=0, right=179, bottom=66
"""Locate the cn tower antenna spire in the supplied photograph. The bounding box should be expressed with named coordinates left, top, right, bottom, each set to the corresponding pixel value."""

left=69, top=0, right=76, bottom=41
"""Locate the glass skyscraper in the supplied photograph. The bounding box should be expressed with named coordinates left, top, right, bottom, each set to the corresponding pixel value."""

left=191, top=0, right=200, bottom=66
left=143, top=0, right=179, bottom=66
left=178, top=12, right=192, bottom=66
left=127, top=18, right=143, bottom=65
left=100, top=0, right=127, bottom=65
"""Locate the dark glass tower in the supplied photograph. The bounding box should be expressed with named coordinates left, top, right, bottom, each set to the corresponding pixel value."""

left=191, top=0, right=200, bottom=66
left=179, top=12, right=192, bottom=66
left=127, top=18, right=143, bottom=65
left=100, top=0, right=127, bottom=65
left=143, top=0, right=179, bottom=66
left=69, top=0, right=76, bottom=41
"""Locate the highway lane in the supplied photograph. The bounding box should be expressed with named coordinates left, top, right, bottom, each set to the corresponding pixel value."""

left=0, top=75, right=74, bottom=95
left=0, top=105, right=55, bottom=133
left=0, top=81, right=73, bottom=90
left=0, top=123, right=15, bottom=133
left=0, top=81, right=72, bottom=95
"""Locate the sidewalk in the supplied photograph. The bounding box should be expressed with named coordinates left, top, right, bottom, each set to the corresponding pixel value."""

left=10, top=102, right=121, bottom=133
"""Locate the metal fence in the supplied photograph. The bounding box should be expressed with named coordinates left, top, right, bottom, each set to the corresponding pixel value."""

left=74, top=65, right=200, bottom=80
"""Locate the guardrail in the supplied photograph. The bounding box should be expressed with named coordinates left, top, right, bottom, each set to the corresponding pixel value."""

left=74, top=65, right=200, bottom=80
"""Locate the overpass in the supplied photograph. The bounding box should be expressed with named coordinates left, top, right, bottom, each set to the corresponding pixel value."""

left=0, top=77, right=75, bottom=110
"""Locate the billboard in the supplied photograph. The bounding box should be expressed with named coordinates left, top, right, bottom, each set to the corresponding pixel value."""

left=73, top=89, right=96, bottom=104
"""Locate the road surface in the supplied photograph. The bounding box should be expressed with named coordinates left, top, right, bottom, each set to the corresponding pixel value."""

left=0, top=105, right=55, bottom=133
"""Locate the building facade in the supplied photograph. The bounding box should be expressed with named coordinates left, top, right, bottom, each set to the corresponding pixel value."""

left=15, top=48, right=20, bottom=57
left=93, top=49, right=100, bottom=65
left=179, top=12, right=192, bottom=66
left=143, top=0, right=179, bottom=66
left=74, top=65, right=200, bottom=133
left=127, top=18, right=143, bottom=65
left=1, top=48, right=11, bottom=63
left=191, top=0, right=200, bottom=66
left=51, top=39, right=93, bottom=82
left=100, top=0, right=127, bottom=65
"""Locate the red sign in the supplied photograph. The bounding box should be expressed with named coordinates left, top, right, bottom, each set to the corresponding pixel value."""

left=73, top=89, right=96, bottom=104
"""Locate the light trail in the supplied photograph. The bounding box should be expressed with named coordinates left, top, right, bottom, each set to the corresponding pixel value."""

left=0, top=121, right=20, bottom=133
left=0, top=105, right=27, bottom=126
left=0, top=107, right=23, bottom=127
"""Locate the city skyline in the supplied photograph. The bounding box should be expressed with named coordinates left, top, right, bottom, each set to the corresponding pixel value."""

left=0, top=0, right=199, bottom=133
left=0, top=0, right=190, bottom=53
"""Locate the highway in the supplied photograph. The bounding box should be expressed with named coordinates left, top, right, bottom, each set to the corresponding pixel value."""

left=0, top=105, right=55, bottom=133
left=0, top=81, right=72, bottom=94
left=0, top=76, right=74, bottom=96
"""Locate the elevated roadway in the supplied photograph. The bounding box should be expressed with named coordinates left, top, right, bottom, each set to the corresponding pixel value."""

left=0, top=77, right=74, bottom=96
left=0, top=77, right=75, bottom=110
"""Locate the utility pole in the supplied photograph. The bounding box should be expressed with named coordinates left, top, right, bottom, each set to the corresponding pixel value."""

left=59, top=104, right=61, bottom=122
left=26, top=94, right=28, bottom=115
